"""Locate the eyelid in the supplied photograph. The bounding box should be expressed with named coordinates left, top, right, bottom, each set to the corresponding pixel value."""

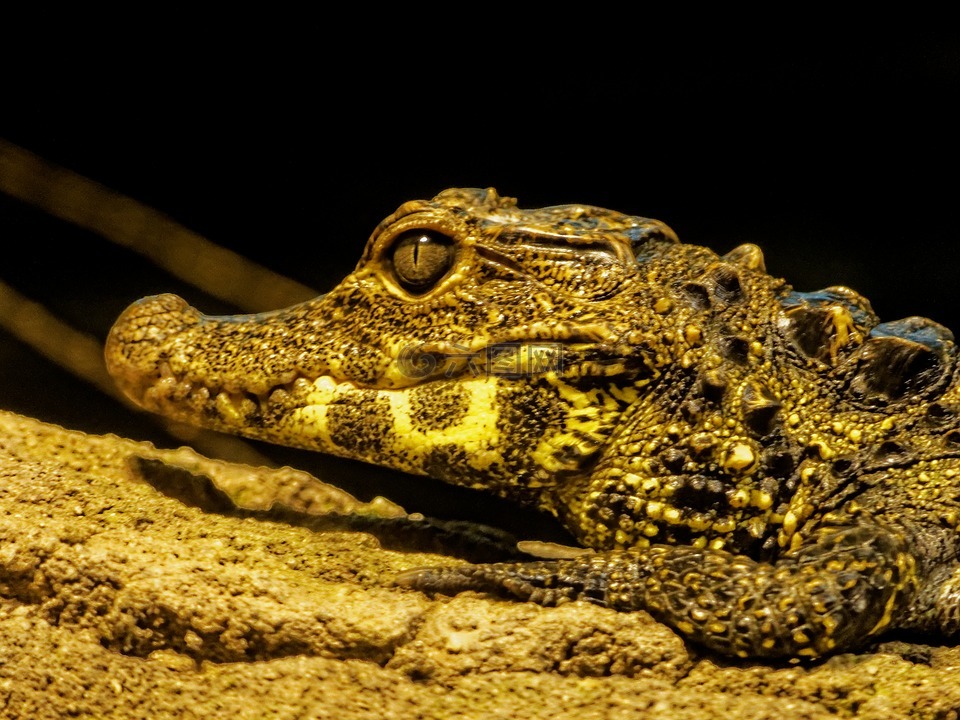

left=366, top=211, right=467, bottom=263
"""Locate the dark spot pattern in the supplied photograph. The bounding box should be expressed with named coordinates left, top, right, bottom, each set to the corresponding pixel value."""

left=408, top=383, right=469, bottom=431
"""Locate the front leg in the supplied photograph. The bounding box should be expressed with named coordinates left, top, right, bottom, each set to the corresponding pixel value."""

left=399, top=520, right=919, bottom=659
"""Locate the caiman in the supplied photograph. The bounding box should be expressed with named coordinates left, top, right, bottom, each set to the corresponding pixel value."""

left=105, top=187, right=960, bottom=660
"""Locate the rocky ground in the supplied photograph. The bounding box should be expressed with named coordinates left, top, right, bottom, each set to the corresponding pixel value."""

left=2, top=409, right=960, bottom=719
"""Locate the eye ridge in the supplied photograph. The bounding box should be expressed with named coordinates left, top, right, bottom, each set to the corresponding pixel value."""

left=390, top=229, right=455, bottom=294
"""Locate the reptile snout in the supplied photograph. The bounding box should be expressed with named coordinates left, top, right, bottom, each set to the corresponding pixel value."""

left=104, top=293, right=201, bottom=406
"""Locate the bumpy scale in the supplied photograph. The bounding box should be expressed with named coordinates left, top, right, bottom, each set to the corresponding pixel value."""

left=105, top=188, right=960, bottom=660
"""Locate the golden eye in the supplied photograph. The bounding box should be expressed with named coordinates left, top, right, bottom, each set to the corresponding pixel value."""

left=390, top=229, right=455, bottom=293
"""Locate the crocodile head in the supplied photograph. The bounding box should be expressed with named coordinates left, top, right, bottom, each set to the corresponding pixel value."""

left=105, top=188, right=678, bottom=509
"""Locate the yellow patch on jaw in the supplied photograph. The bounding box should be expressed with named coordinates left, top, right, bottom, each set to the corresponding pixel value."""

left=290, top=403, right=332, bottom=447
left=287, top=376, right=359, bottom=451
left=387, top=377, right=503, bottom=471
left=290, top=375, right=504, bottom=473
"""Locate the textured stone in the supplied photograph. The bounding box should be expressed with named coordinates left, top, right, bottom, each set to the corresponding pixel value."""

left=3, top=410, right=960, bottom=718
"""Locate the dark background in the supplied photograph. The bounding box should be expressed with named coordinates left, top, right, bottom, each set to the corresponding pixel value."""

left=2, top=30, right=958, bottom=537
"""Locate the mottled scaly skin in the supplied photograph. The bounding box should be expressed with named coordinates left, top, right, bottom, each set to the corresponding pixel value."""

left=106, top=188, right=960, bottom=660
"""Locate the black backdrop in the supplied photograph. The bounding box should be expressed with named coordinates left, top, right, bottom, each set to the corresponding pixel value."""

left=2, top=31, right=958, bottom=536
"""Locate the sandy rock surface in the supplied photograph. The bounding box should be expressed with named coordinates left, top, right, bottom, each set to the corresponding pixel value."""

left=2, top=409, right=960, bottom=719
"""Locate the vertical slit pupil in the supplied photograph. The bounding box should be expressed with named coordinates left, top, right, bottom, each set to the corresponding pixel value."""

left=391, top=229, right=455, bottom=293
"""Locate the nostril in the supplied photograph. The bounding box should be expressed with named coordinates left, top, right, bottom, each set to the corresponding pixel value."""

left=104, top=293, right=201, bottom=404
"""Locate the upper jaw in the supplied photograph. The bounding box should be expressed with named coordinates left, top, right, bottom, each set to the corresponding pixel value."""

left=105, top=293, right=348, bottom=416
left=105, top=290, right=635, bottom=405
